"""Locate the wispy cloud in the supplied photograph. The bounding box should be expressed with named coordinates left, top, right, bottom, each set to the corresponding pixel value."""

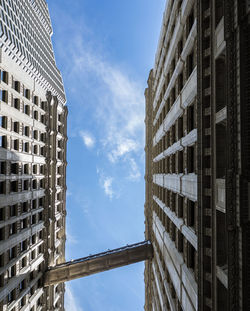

left=79, top=130, right=95, bottom=149
left=128, top=157, right=141, bottom=181
left=54, top=10, right=145, bottom=182
left=103, top=177, right=113, bottom=199
left=65, top=284, right=84, bottom=311
left=69, top=37, right=144, bottom=179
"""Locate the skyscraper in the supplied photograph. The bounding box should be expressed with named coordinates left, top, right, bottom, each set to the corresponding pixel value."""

left=145, top=0, right=250, bottom=310
left=0, top=0, right=67, bottom=310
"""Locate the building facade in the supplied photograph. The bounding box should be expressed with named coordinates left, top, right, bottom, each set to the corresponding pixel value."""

left=0, top=0, right=67, bottom=310
left=145, top=0, right=250, bottom=310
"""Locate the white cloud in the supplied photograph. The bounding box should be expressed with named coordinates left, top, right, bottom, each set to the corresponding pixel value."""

left=65, top=284, right=84, bottom=311
left=103, top=177, right=113, bottom=199
left=128, top=157, right=141, bottom=181
left=79, top=131, right=95, bottom=149
left=58, top=20, right=145, bottom=182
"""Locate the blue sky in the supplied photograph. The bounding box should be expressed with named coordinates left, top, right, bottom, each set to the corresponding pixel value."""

left=47, top=1, right=165, bottom=310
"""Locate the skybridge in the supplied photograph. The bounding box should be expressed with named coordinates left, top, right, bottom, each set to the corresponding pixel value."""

left=44, top=240, right=153, bottom=286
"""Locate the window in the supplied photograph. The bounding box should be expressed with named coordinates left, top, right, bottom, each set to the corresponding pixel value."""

left=22, top=202, right=28, bottom=213
left=1, top=90, right=8, bottom=103
left=0, top=228, right=4, bottom=240
left=0, top=181, right=6, bottom=194
left=20, top=257, right=27, bottom=269
left=0, top=161, right=6, bottom=174
left=24, top=88, right=30, bottom=100
left=0, top=135, right=7, bottom=148
left=11, top=162, right=18, bottom=174
left=0, top=254, right=4, bottom=267
left=9, top=246, right=16, bottom=259
left=23, top=180, right=29, bottom=191
left=31, top=214, right=36, bottom=225
left=177, top=231, right=183, bottom=253
left=20, top=240, right=27, bottom=252
left=187, top=9, right=194, bottom=33
left=24, top=104, right=30, bottom=115
left=187, top=199, right=195, bottom=228
left=33, top=96, right=38, bottom=105
left=188, top=104, right=195, bottom=132
left=13, top=139, right=19, bottom=151
left=41, top=101, right=46, bottom=110
left=33, top=130, right=38, bottom=140
left=8, top=289, right=15, bottom=304
left=32, top=234, right=36, bottom=244
left=10, top=180, right=18, bottom=192
left=40, top=146, right=45, bottom=156
left=32, top=179, right=37, bottom=190
left=24, top=126, right=29, bottom=137
left=10, top=205, right=17, bottom=217
left=188, top=145, right=195, bottom=173
left=187, top=242, right=196, bottom=271
left=24, top=142, right=29, bottom=153
left=14, top=80, right=20, bottom=92
left=33, top=110, right=38, bottom=120
left=9, top=223, right=17, bottom=236
left=1, top=70, right=9, bottom=84
left=1, top=116, right=7, bottom=128
left=24, top=163, right=29, bottom=174
left=187, top=51, right=194, bottom=77
left=33, top=145, right=38, bottom=155
left=13, top=98, right=20, bottom=109
left=178, top=150, right=183, bottom=173
left=0, top=208, right=4, bottom=221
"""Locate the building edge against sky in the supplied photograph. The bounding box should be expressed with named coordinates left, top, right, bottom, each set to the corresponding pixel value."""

left=0, top=0, right=67, bottom=310
left=144, top=0, right=250, bottom=310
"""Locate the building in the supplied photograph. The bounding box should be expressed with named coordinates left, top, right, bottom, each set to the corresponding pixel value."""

left=145, top=0, right=250, bottom=310
left=0, top=0, right=67, bottom=310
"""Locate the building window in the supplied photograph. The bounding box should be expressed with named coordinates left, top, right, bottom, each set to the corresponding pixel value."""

left=22, top=202, right=28, bottom=213
left=187, top=51, right=194, bottom=77
left=188, top=145, right=195, bottom=173
left=10, top=180, right=18, bottom=192
left=13, top=98, right=20, bottom=109
left=0, top=181, right=6, bottom=194
left=23, top=180, right=29, bottom=191
left=1, top=70, right=9, bottom=84
left=0, top=207, right=4, bottom=221
left=24, top=89, right=30, bottom=100
left=9, top=246, right=16, bottom=259
left=24, top=126, right=29, bottom=137
left=188, top=104, right=195, bottom=132
left=177, top=231, right=183, bottom=253
left=10, top=205, right=17, bottom=217
left=1, top=116, right=7, bottom=128
left=14, top=80, right=20, bottom=92
left=187, top=8, right=194, bottom=34
left=0, top=135, right=7, bottom=148
left=0, top=161, right=6, bottom=174
left=33, top=110, right=38, bottom=120
left=1, top=90, right=8, bottom=103
left=187, top=199, right=195, bottom=228
left=11, top=162, right=18, bottom=174
left=13, top=139, right=19, bottom=151
left=187, top=242, right=196, bottom=272
left=24, top=142, right=29, bottom=153
left=24, top=105, right=30, bottom=116
left=8, top=289, right=15, bottom=304
left=33, top=96, right=39, bottom=105
left=41, top=101, right=46, bottom=110
left=24, top=163, right=29, bottom=174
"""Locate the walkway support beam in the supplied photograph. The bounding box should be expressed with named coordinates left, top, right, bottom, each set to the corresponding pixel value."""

left=44, top=241, right=153, bottom=286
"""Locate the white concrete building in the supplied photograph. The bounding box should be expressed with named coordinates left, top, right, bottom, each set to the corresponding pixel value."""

left=0, top=0, right=67, bottom=310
